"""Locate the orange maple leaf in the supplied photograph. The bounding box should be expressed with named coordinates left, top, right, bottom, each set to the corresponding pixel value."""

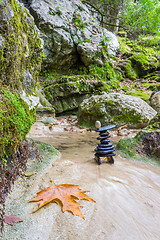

left=29, top=182, right=95, bottom=219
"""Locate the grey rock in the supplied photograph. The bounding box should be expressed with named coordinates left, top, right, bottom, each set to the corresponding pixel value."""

left=22, top=70, right=35, bottom=92
left=21, top=90, right=39, bottom=110
left=25, top=0, right=119, bottom=70
left=150, top=91, right=160, bottom=112
left=103, top=29, right=119, bottom=55
left=78, top=93, right=157, bottom=128
left=0, top=35, right=5, bottom=50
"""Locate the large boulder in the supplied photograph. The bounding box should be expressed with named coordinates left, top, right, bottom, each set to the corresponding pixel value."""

left=78, top=93, right=157, bottom=128
left=23, top=0, right=119, bottom=70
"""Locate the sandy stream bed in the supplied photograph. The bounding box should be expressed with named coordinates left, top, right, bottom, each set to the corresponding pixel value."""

left=2, top=119, right=160, bottom=240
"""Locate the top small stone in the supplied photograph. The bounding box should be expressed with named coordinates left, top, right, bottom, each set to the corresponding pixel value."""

left=95, top=121, right=101, bottom=129
left=96, top=124, right=116, bottom=132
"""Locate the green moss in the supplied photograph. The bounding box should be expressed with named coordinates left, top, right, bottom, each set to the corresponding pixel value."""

left=130, top=90, right=150, bottom=101
left=107, top=100, right=114, bottom=105
left=0, top=0, right=43, bottom=91
left=118, top=37, right=132, bottom=54
left=89, top=61, right=120, bottom=92
left=113, top=109, right=142, bottom=125
left=116, top=131, right=145, bottom=158
left=116, top=137, right=139, bottom=158
left=116, top=131, right=160, bottom=163
left=125, top=60, right=137, bottom=80
left=139, top=35, right=160, bottom=49
left=118, top=35, right=159, bottom=78
left=130, top=52, right=156, bottom=76
left=0, top=87, right=36, bottom=158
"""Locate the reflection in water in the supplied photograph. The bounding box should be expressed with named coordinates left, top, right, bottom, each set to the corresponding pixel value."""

left=33, top=129, right=160, bottom=240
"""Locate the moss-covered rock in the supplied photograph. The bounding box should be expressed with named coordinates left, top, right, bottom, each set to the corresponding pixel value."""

left=146, top=113, right=160, bottom=130
left=78, top=93, right=157, bottom=129
left=150, top=91, right=160, bottom=112
left=0, top=0, right=43, bottom=91
left=130, top=52, right=158, bottom=77
left=118, top=35, right=160, bottom=79
left=0, top=0, right=43, bottom=161
left=42, top=75, right=107, bottom=113
left=40, top=60, right=120, bottom=114
left=0, top=87, right=36, bottom=159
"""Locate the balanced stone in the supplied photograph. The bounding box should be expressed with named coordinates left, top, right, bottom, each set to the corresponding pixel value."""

left=97, top=136, right=110, bottom=140
left=98, top=143, right=113, bottom=148
left=95, top=124, right=116, bottom=132
left=100, top=132, right=110, bottom=136
left=94, top=122, right=116, bottom=165
left=95, top=148, right=115, bottom=154
left=101, top=139, right=111, bottom=143
left=95, top=146, right=115, bottom=151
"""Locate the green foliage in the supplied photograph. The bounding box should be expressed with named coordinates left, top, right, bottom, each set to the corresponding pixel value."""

left=0, top=87, right=36, bottom=159
left=73, top=12, right=86, bottom=30
left=89, top=61, right=120, bottom=91
left=125, top=60, right=137, bottom=80
left=49, top=6, right=62, bottom=16
left=139, top=35, right=160, bottom=49
left=120, top=0, right=160, bottom=37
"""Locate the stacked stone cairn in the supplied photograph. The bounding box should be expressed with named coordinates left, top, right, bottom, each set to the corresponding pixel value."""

left=94, top=121, right=116, bottom=165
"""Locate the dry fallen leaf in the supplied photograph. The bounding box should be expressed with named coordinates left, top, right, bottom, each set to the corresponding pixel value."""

left=4, top=215, right=23, bottom=226
left=117, top=124, right=128, bottom=132
left=29, top=183, right=95, bottom=219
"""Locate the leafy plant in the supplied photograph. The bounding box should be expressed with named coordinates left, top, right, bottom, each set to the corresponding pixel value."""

left=55, top=6, right=62, bottom=15
left=89, top=61, right=120, bottom=92
left=120, top=0, right=160, bottom=38
left=49, top=6, right=62, bottom=16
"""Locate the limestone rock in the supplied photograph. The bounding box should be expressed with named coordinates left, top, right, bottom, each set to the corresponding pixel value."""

left=150, top=91, right=160, bottom=112
left=78, top=93, right=157, bottom=128
left=43, top=77, right=106, bottom=113
left=23, top=0, right=119, bottom=70
left=21, top=90, right=39, bottom=110
left=148, top=112, right=160, bottom=129
left=0, top=0, right=43, bottom=91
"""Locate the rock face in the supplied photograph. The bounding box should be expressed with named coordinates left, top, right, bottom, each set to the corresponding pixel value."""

left=78, top=93, right=157, bottom=128
left=0, top=0, right=43, bottom=91
left=0, top=0, right=43, bottom=158
left=148, top=112, right=160, bottom=129
left=43, top=76, right=107, bottom=113
left=23, top=0, right=119, bottom=70
left=150, top=91, right=160, bottom=112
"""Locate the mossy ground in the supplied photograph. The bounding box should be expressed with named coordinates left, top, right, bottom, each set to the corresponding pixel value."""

left=115, top=34, right=160, bottom=102
left=26, top=140, right=60, bottom=173
left=116, top=131, right=160, bottom=164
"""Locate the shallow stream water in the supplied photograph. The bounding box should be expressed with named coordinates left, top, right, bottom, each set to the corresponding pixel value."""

left=31, top=123, right=160, bottom=240
left=3, top=121, right=160, bottom=240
